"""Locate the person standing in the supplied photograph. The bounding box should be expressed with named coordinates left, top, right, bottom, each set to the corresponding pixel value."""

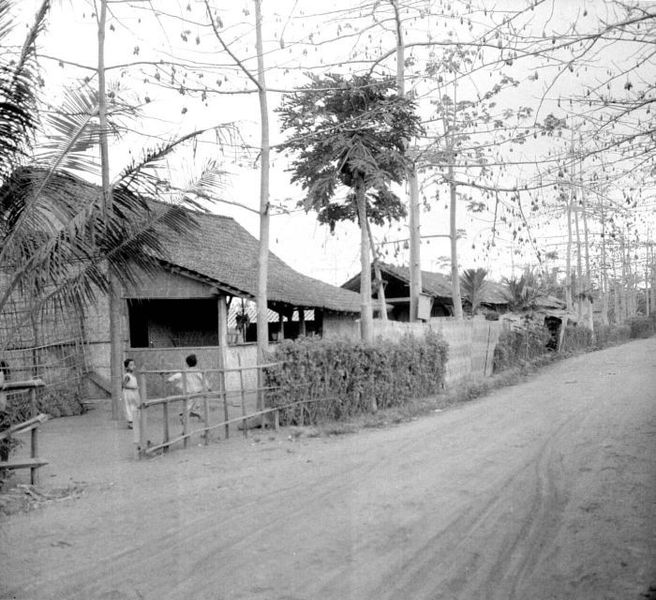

left=122, top=358, right=141, bottom=454
left=167, top=354, right=209, bottom=422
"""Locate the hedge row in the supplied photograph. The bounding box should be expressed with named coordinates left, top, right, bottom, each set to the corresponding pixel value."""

left=264, top=331, right=448, bottom=426
left=494, top=317, right=651, bottom=374
left=626, top=315, right=656, bottom=339
left=492, top=323, right=552, bottom=372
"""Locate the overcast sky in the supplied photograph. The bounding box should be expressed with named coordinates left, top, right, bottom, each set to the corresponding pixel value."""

left=20, top=0, right=656, bottom=284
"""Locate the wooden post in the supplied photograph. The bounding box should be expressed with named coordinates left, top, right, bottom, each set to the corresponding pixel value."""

left=162, top=400, right=169, bottom=453
left=138, top=373, right=147, bottom=458
left=218, top=295, right=229, bottom=439
left=202, top=372, right=210, bottom=445
left=218, top=295, right=229, bottom=348
left=299, top=308, right=306, bottom=337
left=182, top=371, right=189, bottom=449
left=29, top=387, right=36, bottom=419
left=279, top=311, right=285, bottom=340
left=217, top=361, right=228, bottom=440
left=274, top=408, right=279, bottom=431
left=29, top=389, right=38, bottom=484
left=238, top=355, right=247, bottom=439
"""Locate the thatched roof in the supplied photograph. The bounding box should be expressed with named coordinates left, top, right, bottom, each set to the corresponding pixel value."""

left=4, top=168, right=361, bottom=313
left=342, top=263, right=510, bottom=306
left=154, top=207, right=361, bottom=312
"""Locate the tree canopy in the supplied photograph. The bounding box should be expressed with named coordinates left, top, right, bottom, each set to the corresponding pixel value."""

left=276, top=73, right=423, bottom=232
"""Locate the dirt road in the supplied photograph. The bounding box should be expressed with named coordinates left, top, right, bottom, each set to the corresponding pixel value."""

left=1, top=338, right=655, bottom=600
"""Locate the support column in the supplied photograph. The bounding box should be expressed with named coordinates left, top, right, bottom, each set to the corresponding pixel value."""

left=299, top=308, right=306, bottom=337
left=217, top=295, right=228, bottom=374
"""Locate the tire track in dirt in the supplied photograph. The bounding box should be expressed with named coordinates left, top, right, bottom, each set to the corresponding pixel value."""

left=3, top=339, right=655, bottom=600
left=7, top=429, right=435, bottom=599
left=321, top=402, right=594, bottom=600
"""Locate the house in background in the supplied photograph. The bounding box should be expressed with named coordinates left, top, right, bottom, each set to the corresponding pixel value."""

left=84, top=205, right=362, bottom=396
left=341, top=263, right=509, bottom=321
left=0, top=169, right=362, bottom=398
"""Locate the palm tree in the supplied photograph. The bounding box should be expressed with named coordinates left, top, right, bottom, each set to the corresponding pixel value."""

left=0, top=1, right=226, bottom=353
left=460, top=268, right=489, bottom=315
left=502, top=268, right=544, bottom=312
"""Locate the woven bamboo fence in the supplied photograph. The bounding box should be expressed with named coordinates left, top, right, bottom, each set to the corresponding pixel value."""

left=325, top=317, right=502, bottom=386
left=428, top=318, right=502, bottom=384
left=0, top=277, right=88, bottom=411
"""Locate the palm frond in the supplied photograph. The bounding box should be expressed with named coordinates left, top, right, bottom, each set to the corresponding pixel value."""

left=115, top=124, right=235, bottom=200
left=35, top=86, right=102, bottom=176
left=460, top=268, right=489, bottom=314
left=0, top=0, right=48, bottom=181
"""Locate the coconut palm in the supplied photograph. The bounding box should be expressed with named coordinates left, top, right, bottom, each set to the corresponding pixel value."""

left=0, top=1, right=226, bottom=352
left=460, top=268, right=489, bottom=315
left=502, top=268, right=544, bottom=312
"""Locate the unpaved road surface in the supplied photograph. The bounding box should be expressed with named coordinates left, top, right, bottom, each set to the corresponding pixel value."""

left=1, top=338, right=655, bottom=600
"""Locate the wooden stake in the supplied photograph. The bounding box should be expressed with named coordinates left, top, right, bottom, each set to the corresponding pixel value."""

left=30, top=388, right=38, bottom=485
left=238, top=355, right=247, bottom=439
left=182, top=372, right=189, bottom=449
left=162, top=400, right=169, bottom=453
left=202, top=373, right=210, bottom=446
left=138, top=373, right=147, bottom=458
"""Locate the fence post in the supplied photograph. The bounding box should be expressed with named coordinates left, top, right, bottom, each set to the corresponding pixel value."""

left=138, top=373, right=148, bottom=458
left=483, top=323, right=492, bottom=376
left=217, top=353, right=228, bottom=440
left=182, top=372, right=190, bottom=449
left=29, top=388, right=38, bottom=484
left=162, top=400, right=169, bottom=453
left=202, top=372, right=210, bottom=446
left=238, top=355, right=247, bottom=439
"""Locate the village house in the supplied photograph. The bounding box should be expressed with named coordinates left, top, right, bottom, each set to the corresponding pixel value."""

left=84, top=205, right=363, bottom=397
left=341, top=263, right=510, bottom=321
left=1, top=172, right=363, bottom=400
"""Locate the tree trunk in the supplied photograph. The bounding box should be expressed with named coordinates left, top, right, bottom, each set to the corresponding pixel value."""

left=579, top=157, right=593, bottom=331
left=254, top=0, right=270, bottom=411
left=599, top=198, right=609, bottom=325
left=644, top=239, right=650, bottom=317
left=449, top=170, right=463, bottom=319
left=408, top=168, right=422, bottom=321
left=574, top=189, right=583, bottom=322
left=356, top=175, right=373, bottom=343
left=565, top=184, right=573, bottom=313
left=366, top=219, right=387, bottom=321
left=97, top=0, right=122, bottom=420
left=391, top=0, right=422, bottom=322
left=612, top=249, right=621, bottom=324
left=651, top=243, right=656, bottom=314
left=620, top=237, right=628, bottom=321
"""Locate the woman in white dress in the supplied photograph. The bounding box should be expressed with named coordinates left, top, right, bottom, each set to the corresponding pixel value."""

left=122, top=358, right=141, bottom=447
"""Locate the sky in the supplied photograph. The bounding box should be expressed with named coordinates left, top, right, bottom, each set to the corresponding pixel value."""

left=17, top=0, right=656, bottom=286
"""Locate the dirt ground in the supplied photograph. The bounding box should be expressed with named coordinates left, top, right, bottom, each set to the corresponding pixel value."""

left=1, top=338, right=655, bottom=600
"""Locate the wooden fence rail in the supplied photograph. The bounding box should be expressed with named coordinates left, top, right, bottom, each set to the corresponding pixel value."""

left=141, top=395, right=330, bottom=457
left=136, top=363, right=282, bottom=457
left=0, top=379, right=48, bottom=484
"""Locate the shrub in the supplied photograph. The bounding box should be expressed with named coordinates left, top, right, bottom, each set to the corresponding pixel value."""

left=626, top=315, right=656, bottom=339
left=593, top=324, right=631, bottom=348
left=493, top=323, right=551, bottom=372
left=560, top=325, right=594, bottom=354
left=264, top=331, right=448, bottom=425
left=5, top=384, right=85, bottom=423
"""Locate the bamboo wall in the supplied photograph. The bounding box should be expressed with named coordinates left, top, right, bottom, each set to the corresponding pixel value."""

left=0, top=276, right=87, bottom=398
left=324, top=316, right=502, bottom=386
